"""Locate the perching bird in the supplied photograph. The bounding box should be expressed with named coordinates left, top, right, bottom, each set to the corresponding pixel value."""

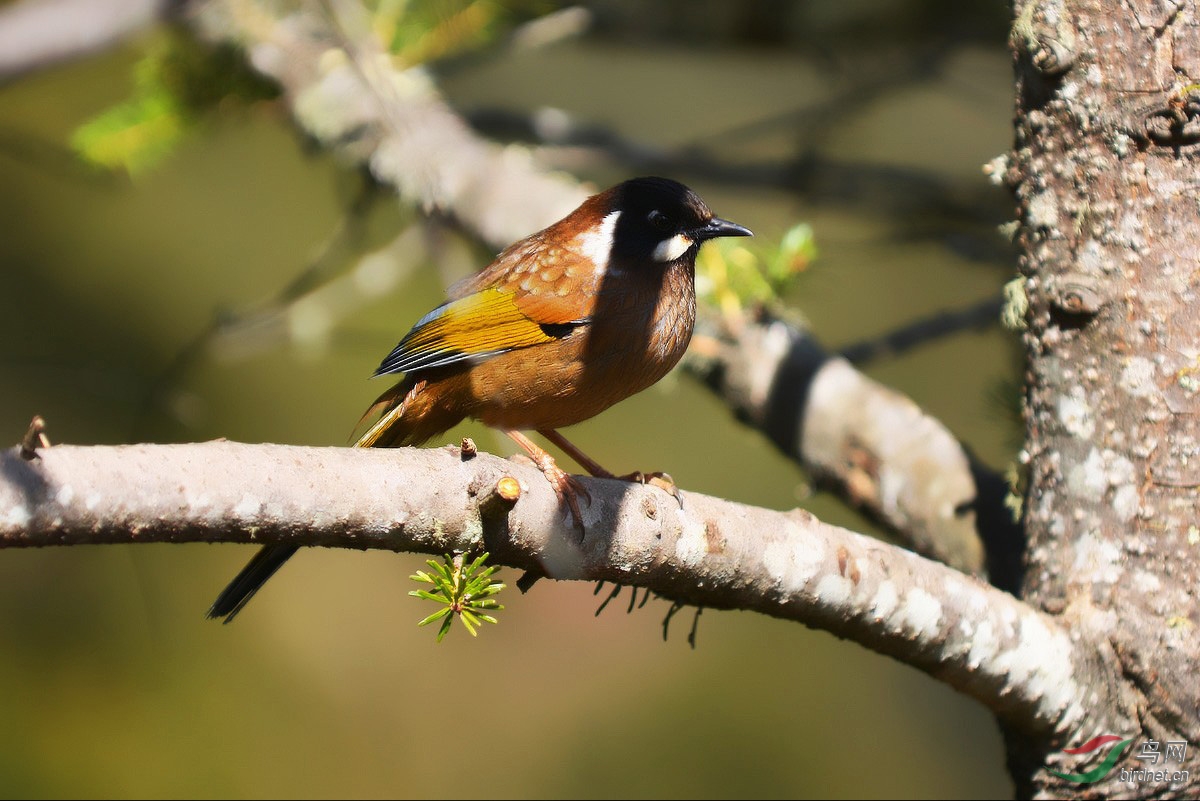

left=208, top=176, right=751, bottom=622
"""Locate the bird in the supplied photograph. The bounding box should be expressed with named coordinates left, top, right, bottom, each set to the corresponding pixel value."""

left=207, top=176, right=751, bottom=622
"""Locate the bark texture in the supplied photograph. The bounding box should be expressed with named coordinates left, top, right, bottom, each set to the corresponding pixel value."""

left=1009, top=0, right=1200, bottom=795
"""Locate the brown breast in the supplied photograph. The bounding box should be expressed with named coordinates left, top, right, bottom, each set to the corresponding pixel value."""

left=466, top=257, right=696, bottom=431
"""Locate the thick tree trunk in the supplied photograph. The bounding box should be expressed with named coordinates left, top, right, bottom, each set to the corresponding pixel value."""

left=1008, top=0, right=1200, bottom=796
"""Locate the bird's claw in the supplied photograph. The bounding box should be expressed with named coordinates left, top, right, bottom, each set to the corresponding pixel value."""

left=541, top=461, right=591, bottom=534
left=618, top=470, right=683, bottom=507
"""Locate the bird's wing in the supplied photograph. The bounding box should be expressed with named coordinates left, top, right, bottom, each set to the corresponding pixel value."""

left=375, top=238, right=600, bottom=376
left=373, top=286, right=585, bottom=375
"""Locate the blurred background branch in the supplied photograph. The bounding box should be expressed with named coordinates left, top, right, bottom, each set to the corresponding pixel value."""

left=686, top=310, right=1024, bottom=592
left=0, top=0, right=175, bottom=83
left=191, top=0, right=590, bottom=246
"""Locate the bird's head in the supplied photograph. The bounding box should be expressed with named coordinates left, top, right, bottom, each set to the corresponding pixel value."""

left=565, top=177, right=752, bottom=270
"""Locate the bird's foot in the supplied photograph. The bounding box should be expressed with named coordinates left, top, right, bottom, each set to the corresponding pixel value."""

left=506, top=430, right=590, bottom=533
left=545, top=463, right=591, bottom=533
left=535, top=429, right=682, bottom=506
left=617, top=470, right=682, bottom=507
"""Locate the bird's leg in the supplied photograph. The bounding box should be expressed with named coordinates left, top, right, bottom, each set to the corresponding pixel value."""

left=505, top=430, right=590, bottom=530
left=538, top=428, right=616, bottom=478
left=538, top=428, right=682, bottom=506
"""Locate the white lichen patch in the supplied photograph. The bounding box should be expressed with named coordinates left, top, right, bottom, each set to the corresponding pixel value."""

left=1120, top=356, right=1158, bottom=398
left=461, top=514, right=484, bottom=544
left=1106, top=451, right=1136, bottom=483
left=762, top=536, right=825, bottom=594
left=1109, top=131, right=1133, bottom=158
left=899, top=587, right=943, bottom=638
left=996, top=613, right=1081, bottom=726
left=1071, top=531, right=1123, bottom=584
left=1111, top=484, right=1140, bottom=522
left=967, top=619, right=998, bottom=669
left=1132, top=570, right=1161, bottom=594
left=183, top=489, right=212, bottom=510
left=1076, top=239, right=1106, bottom=273
left=55, top=485, right=75, bottom=506
left=762, top=541, right=789, bottom=583
left=940, top=575, right=967, bottom=604
left=870, top=580, right=899, bottom=621
left=998, top=602, right=1019, bottom=639
left=1084, top=450, right=1108, bottom=494
left=674, top=508, right=708, bottom=566
left=1027, top=190, right=1060, bottom=231
left=1118, top=212, right=1147, bottom=252
left=234, top=494, right=263, bottom=518
left=814, top=574, right=853, bottom=606
left=1070, top=453, right=1104, bottom=496
left=943, top=575, right=989, bottom=624
left=1058, top=389, right=1095, bottom=439
left=1068, top=447, right=1136, bottom=502
left=3, top=504, right=31, bottom=528
left=983, top=154, right=1009, bottom=186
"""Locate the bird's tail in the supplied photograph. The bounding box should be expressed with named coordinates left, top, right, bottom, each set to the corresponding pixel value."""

left=207, top=375, right=466, bottom=623
left=352, top=375, right=467, bottom=448
left=206, top=543, right=300, bottom=623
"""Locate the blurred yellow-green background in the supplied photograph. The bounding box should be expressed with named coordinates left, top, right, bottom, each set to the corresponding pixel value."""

left=0, top=1, right=1020, bottom=797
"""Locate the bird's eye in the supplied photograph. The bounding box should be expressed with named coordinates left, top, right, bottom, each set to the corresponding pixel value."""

left=647, top=210, right=672, bottom=231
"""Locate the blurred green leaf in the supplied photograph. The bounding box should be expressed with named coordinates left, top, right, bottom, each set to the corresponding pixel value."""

left=71, top=33, right=278, bottom=175
left=374, top=0, right=556, bottom=65
left=696, top=222, right=817, bottom=319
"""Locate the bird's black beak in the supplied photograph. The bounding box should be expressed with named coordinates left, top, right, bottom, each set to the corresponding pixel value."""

left=694, top=217, right=753, bottom=241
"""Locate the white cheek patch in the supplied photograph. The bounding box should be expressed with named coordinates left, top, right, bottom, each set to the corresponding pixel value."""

left=575, top=210, right=621, bottom=269
left=653, top=233, right=693, bottom=263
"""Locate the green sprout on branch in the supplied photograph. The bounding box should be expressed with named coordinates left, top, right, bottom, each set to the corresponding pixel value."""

left=696, top=222, right=817, bottom=321
left=409, top=552, right=505, bottom=642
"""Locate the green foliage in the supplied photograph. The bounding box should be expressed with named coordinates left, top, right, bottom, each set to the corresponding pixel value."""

left=69, top=2, right=552, bottom=176
left=696, top=222, right=817, bottom=317
left=409, top=552, right=505, bottom=642
left=370, top=0, right=554, bottom=65
left=71, top=33, right=278, bottom=175
left=374, top=0, right=501, bottom=64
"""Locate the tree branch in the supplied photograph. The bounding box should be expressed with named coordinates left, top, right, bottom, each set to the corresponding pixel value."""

left=189, top=0, right=589, bottom=249
left=687, top=311, right=1025, bottom=591
left=1, top=439, right=1095, bottom=737
left=0, top=0, right=174, bottom=83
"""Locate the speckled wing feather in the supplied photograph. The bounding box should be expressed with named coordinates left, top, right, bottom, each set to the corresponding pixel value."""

left=375, top=241, right=599, bottom=376
left=369, top=263, right=595, bottom=376
left=373, top=288, right=548, bottom=375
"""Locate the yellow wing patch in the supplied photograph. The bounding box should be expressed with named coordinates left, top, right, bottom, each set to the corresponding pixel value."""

left=374, top=288, right=566, bottom=375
